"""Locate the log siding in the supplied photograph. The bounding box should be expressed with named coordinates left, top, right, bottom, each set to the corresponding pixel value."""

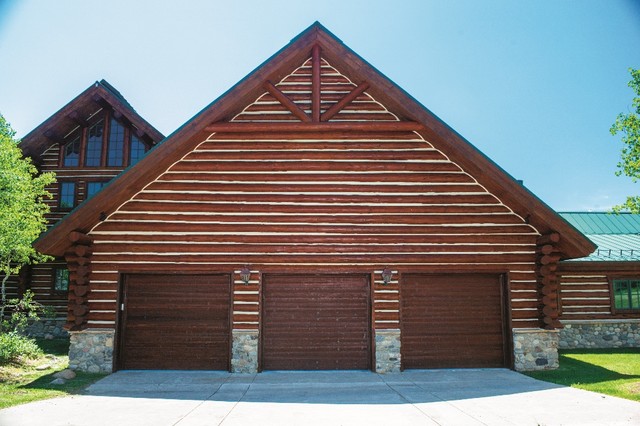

left=66, top=54, right=543, bottom=332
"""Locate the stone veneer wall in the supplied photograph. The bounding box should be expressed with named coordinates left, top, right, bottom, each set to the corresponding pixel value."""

left=231, top=330, right=259, bottom=373
left=25, top=318, right=69, bottom=338
left=68, top=329, right=114, bottom=373
left=375, top=329, right=401, bottom=373
left=513, top=329, right=559, bottom=371
left=559, top=320, right=640, bottom=349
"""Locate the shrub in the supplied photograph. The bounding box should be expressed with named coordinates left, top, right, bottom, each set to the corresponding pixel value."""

left=0, top=332, right=43, bottom=364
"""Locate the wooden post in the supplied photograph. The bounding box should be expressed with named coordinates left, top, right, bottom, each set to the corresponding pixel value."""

left=312, top=44, right=321, bottom=122
left=536, top=233, right=562, bottom=329
left=64, top=230, right=92, bottom=331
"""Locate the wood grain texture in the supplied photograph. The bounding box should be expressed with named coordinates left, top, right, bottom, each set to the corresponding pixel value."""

left=261, top=274, right=370, bottom=370
left=401, top=273, right=507, bottom=369
left=117, top=274, right=230, bottom=370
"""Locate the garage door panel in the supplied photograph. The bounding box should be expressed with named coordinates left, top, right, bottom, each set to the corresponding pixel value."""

left=262, top=274, right=370, bottom=370
left=119, top=274, right=230, bottom=370
left=402, top=273, right=506, bottom=369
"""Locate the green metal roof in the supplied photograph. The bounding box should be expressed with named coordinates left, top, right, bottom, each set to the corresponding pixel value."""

left=559, top=212, right=640, bottom=234
left=558, top=212, right=640, bottom=262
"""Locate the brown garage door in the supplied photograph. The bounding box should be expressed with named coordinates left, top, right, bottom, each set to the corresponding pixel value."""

left=117, top=274, right=230, bottom=370
left=402, top=273, right=507, bottom=369
left=262, top=274, right=370, bottom=370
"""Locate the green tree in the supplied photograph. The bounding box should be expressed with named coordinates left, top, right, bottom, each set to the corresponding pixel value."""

left=611, top=68, right=640, bottom=212
left=0, top=113, right=56, bottom=321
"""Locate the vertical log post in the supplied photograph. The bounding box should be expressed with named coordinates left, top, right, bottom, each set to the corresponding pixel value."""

left=536, top=233, right=562, bottom=330
left=64, top=231, right=92, bottom=331
left=311, top=44, right=321, bottom=123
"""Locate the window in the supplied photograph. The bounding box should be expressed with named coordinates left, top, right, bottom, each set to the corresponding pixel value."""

left=613, top=279, right=640, bottom=310
left=129, top=134, right=147, bottom=165
left=86, top=181, right=107, bottom=198
left=85, top=119, right=104, bottom=166
left=60, top=111, right=152, bottom=168
left=59, top=182, right=76, bottom=209
left=53, top=268, right=69, bottom=292
left=63, top=134, right=81, bottom=167
left=107, top=118, right=125, bottom=166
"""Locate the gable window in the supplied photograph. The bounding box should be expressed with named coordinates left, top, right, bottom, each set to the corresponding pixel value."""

left=60, top=111, right=151, bottom=168
left=63, top=134, right=81, bottom=167
left=612, top=279, right=640, bottom=311
left=59, top=182, right=76, bottom=209
left=86, top=181, right=107, bottom=198
left=107, top=118, right=125, bottom=167
left=129, top=134, right=148, bottom=165
left=85, top=119, right=104, bottom=166
left=53, top=268, right=70, bottom=292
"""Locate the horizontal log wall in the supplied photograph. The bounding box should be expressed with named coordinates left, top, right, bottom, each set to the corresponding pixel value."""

left=83, top=54, right=541, bottom=330
left=86, top=132, right=540, bottom=329
left=559, top=274, right=612, bottom=319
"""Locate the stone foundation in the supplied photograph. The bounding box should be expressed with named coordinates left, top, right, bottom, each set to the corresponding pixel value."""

left=231, top=329, right=259, bottom=373
left=559, top=320, right=640, bottom=349
left=25, top=318, right=68, bottom=338
left=375, top=329, right=401, bottom=373
left=513, top=328, right=559, bottom=371
left=68, top=329, right=114, bottom=373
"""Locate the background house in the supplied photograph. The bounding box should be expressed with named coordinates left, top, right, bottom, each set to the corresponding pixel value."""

left=558, top=212, right=640, bottom=348
left=11, top=80, right=164, bottom=337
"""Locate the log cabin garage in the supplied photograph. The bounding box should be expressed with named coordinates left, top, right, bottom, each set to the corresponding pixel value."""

left=35, top=23, right=595, bottom=373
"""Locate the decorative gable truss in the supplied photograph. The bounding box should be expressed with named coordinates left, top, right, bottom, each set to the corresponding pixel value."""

left=208, top=45, right=421, bottom=132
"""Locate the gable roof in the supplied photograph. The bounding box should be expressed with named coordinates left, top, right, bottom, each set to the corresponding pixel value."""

left=20, top=79, right=164, bottom=161
left=34, top=22, right=595, bottom=259
left=558, top=212, right=640, bottom=262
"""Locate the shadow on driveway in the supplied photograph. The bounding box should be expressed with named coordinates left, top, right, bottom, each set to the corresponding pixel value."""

left=84, top=368, right=561, bottom=404
left=2, top=369, right=639, bottom=425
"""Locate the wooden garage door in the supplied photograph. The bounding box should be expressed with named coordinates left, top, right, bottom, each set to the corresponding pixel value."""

left=262, top=274, right=370, bottom=370
left=402, top=273, right=507, bottom=369
left=118, top=274, right=230, bottom=370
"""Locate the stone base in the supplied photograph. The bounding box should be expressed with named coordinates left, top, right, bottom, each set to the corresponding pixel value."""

left=231, top=329, right=259, bottom=373
left=68, top=329, right=114, bottom=373
left=375, top=329, right=401, bottom=373
left=25, top=318, right=69, bottom=338
left=559, top=320, right=640, bottom=349
left=513, top=328, right=559, bottom=371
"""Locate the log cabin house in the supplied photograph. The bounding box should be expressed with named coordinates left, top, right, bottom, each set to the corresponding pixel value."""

left=24, top=23, right=638, bottom=373
left=13, top=80, right=164, bottom=337
left=557, top=212, right=640, bottom=348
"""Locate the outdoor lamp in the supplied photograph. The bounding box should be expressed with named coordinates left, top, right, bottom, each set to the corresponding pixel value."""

left=240, top=265, right=251, bottom=285
left=381, top=267, right=393, bottom=285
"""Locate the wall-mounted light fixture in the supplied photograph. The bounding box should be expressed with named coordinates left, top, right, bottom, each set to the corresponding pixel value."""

left=240, top=265, right=251, bottom=285
left=381, top=267, right=393, bottom=285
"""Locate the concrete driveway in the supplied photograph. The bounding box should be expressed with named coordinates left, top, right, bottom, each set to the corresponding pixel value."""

left=1, top=369, right=639, bottom=425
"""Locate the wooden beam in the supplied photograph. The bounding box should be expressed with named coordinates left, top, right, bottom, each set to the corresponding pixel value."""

left=321, top=82, right=370, bottom=122
left=537, top=233, right=560, bottom=245
left=43, top=129, right=64, bottom=144
left=205, top=121, right=424, bottom=133
left=68, top=231, right=92, bottom=245
left=312, top=44, right=321, bottom=122
left=67, top=110, right=87, bottom=127
left=264, top=81, right=311, bottom=123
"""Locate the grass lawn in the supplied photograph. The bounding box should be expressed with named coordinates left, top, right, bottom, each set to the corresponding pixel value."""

left=524, top=348, right=640, bottom=402
left=0, top=338, right=107, bottom=409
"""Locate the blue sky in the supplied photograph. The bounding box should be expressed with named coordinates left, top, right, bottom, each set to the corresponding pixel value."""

left=1, top=0, right=639, bottom=212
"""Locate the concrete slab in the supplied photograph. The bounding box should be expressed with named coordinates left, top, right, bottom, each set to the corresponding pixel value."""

left=1, top=369, right=639, bottom=426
